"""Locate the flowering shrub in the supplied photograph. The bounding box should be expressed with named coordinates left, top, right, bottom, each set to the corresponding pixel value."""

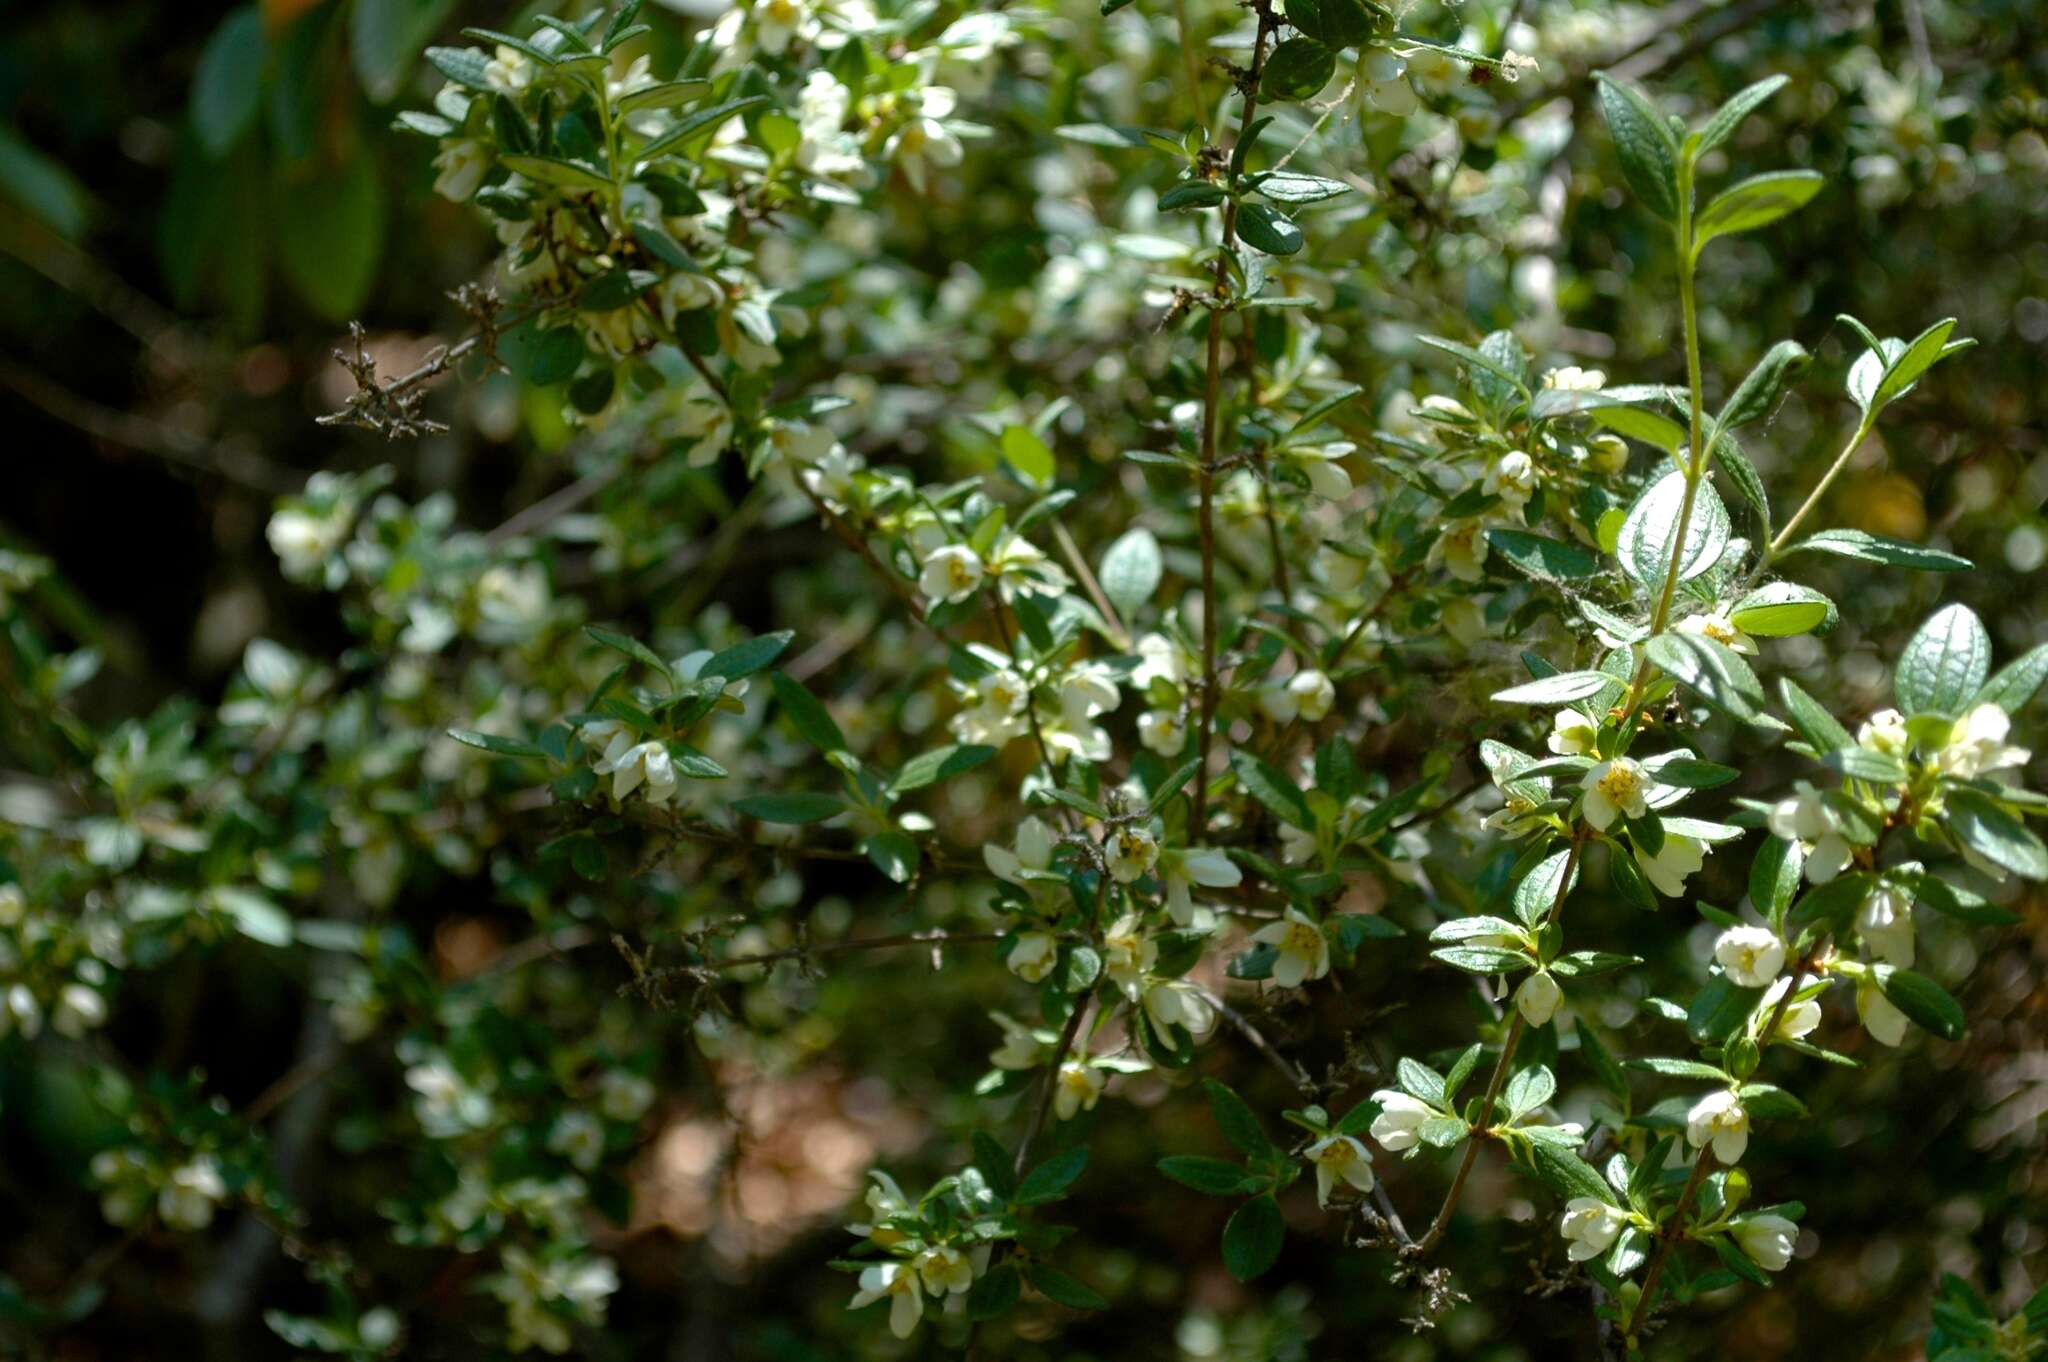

left=5, top=0, right=2046, bottom=1358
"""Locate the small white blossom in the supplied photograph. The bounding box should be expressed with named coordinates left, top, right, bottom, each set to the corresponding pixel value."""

left=1856, top=977, right=1909, bottom=1046
left=1104, top=825, right=1160, bottom=884
left=1686, top=1089, right=1749, bottom=1164
left=1857, top=707, right=1910, bottom=756
left=1856, top=882, right=1916, bottom=967
left=1483, top=450, right=1538, bottom=509
left=1305, top=1134, right=1375, bottom=1205
left=918, top=544, right=985, bottom=605
left=1138, top=708, right=1188, bottom=757
left=1160, top=845, right=1240, bottom=924
left=159, top=1156, right=227, bottom=1231
left=1559, top=1196, right=1628, bottom=1261
left=1767, top=784, right=1854, bottom=883
left=1368, top=1090, right=1433, bottom=1152
left=1288, top=669, right=1335, bottom=722
left=1759, top=975, right=1821, bottom=1041
left=914, top=1244, right=976, bottom=1297
left=1714, top=926, right=1785, bottom=988
left=1543, top=365, right=1606, bottom=391
left=484, top=45, right=532, bottom=93
left=1516, top=971, right=1562, bottom=1026
left=432, top=140, right=490, bottom=201
left=1675, top=608, right=1758, bottom=656
left=592, top=736, right=678, bottom=805
left=1548, top=710, right=1598, bottom=756
left=1251, top=909, right=1331, bottom=989
left=1731, top=1213, right=1798, bottom=1272
left=848, top=1261, right=922, bottom=1339
left=1053, top=1060, right=1104, bottom=1120
left=1938, top=703, right=2030, bottom=779
left=1635, top=833, right=1707, bottom=898
left=1006, top=930, right=1058, bottom=983
left=1581, top=758, right=1649, bottom=831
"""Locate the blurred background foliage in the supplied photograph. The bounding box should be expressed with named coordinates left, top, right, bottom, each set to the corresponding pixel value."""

left=3, top=0, right=2048, bottom=1359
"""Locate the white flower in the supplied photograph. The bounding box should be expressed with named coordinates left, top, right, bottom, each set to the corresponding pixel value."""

left=847, top=1170, right=911, bottom=1242
left=484, top=45, right=533, bottom=93
left=159, top=1156, right=227, bottom=1231
left=753, top=0, right=819, bottom=55
left=990, top=1012, right=1048, bottom=1069
left=1515, top=971, right=1562, bottom=1026
left=1559, top=1196, right=1628, bottom=1261
left=1288, top=669, right=1335, bottom=722
left=1160, top=846, right=1241, bottom=925
left=802, top=445, right=865, bottom=506
left=1731, top=1213, right=1798, bottom=1272
left=1676, top=609, right=1758, bottom=656
left=985, top=533, right=1072, bottom=599
left=1857, top=707, right=1910, bottom=756
left=1581, top=758, right=1648, bottom=831
left=548, top=1111, right=605, bottom=1171
left=1856, top=977, right=1909, bottom=1046
left=1102, top=913, right=1158, bottom=995
left=918, top=544, right=984, bottom=605
left=2, top=983, right=41, bottom=1038
left=1306, top=1134, right=1375, bottom=1205
left=1104, top=825, right=1159, bottom=884
left=1251, top=909, right=1331, bottom=989
left=597, top=1071, right=655, bottom=1123
left=848, top=1261, right=923, bottom=1339
left=953, top=668, right=1031, bottom=747
left=1368, top=1090, right=1433, bottom=1152
left=51, top=983, right=108, bottom=1038
left=1138, top=708, right=1188, bottom=758
left=1361, top=48, right=1418, bottom=115
left=1939, top=703, right=2030, bottom=778
left=1428, top=520, right=1489, bottom=582
left=658, top=270, right=723, bottom=326
left=1635, top=833, right=1706, bottom=898
left=1542, top=365, right=1606, bottom=391
left=1767, top=784, right=1854, bottom=883
left=1257, top=682, right=1301, bottom=723
left=1856, top=882, right=1916, bottom=967
left=1142, top=978, right=1216, bottom=1037
left=886, top=86, right=964, bottom=193
left=1483, top=450, right=1539, bottom=509
left=1053, top=1061, right=1104, bottom=1120
left=1685, top=1089, right=1749, bottom=1164
left=914, top=1244, right=976, bottom=1297
left=1006, top=931, right=1058, bottom=983
left=432, top=140, right=490, bottom=202
left=1714, top=926, right=1785, bottom=988
left=986, top=817, right=1056, bottom=886
left=1290, top=443, right=1354, bottom=500
left=1758, top=976, right=1821, bottom=1041
left=1548, top=709, right=1598, bottom=756
left=1132, top=633, right=1187, bottom=689
left=794, top=71, right=865, bottom=179
left=267, top=507, right=348, bottom=580
left=592, top=737, right=678, bottom=805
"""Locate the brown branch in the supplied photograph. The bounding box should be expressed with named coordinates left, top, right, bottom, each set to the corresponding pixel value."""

left=1014, top=996, right=1093, bottom=1177
left=1624, top=1144, right=1717, bottom=1338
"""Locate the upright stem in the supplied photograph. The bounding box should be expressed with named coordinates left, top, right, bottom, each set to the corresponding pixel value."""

left=1625, top=1144, right=1717, bottom=1338
left=1190, top=7, right=1275, bottom=836
left=1765, top=412, right=1875, bottom=564
left=1414, top=1012, right=1525, bottom=1253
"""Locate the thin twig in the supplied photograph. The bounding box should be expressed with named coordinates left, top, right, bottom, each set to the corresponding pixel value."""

left=1014, top=997, right=1093, bottom=1177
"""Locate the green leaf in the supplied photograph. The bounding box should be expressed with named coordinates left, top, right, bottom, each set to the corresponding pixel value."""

left=1203, top=1079, right=1277, bottom=1160
left=1695, top=171, right=1823, bottom=249
left=1250, top=171, right=1352, bottom=204
left=1896, top=604, right=1991, bottom=716
left=353, top=0, right=457, bottom=102
left=1431, top=944, right=1531, bottom=974
left=1157, top=1155, right=1256, bottom=1195
left=1596, top=73, right=1680, bottom=221
left=972, top=1130, right=1016, bottom=1200
left=704, top=631, right=793, bottom=682
left=1646, top=631, right=1776, bottom=728
left=770, top=672, right=849, bottom=757
left=1515, top=848, right=1577, bottom=927
left=1627, top=1056, right=1731, bottom=1081
left=272, top=156, right=387, bottom=319
left=860, top=832, right=918, bottom=883
left=1528, top=1142, right=1616, bottom=1205
left=1873, top=964, right=1966, bottom=1041
left=214, top=886, right=293, bottom=947
left=0, top=129, right=90, bottom=239
left=1714, top=340, right=1810, bottom=434
left=448, top=728, right=545, bottom=758
left=1692, top=74, right=1790, bottom=160
left=1221, top=1194, right=1285, bottom=1281
left=193, top=8, right=267, bottom=158
left=1485, top=529, right=1601, bottom=583
left=1015, top=1145, right=1089, bottom=1204
left=1781, top=528, right=1970, bottom=572
left=1716, top=437, right=1772, bottom=541
left=1098, top=528, right=1163, bottom=615
left=618, top=80, right=714, bottom=116
left=1237, top=202, right=1303, bottom=256
left=586, top=626, right=674, bottom=684
left=1417, top=335, right=1530, bottom=401
left=1491, top=671, right=1618, bottom=706
left=892, top=744, right=996, bottom=793
left=1261, top=38, right=1336, bottom=101
left=966, top=1263, right=1020, bottom=1320
left=1397, top=1057, right=1447, bottom=1106
left=1730, top=582, right=1832, bottom=636
left=500, top=153, right=617, bottom=193
left=1777, top=678, right=1854, bottom=754
left=1874, top=318, right=1963, bottom=409
left=1231, top=751, right=1314, bottom=830
left=730, top=793, right=845, bottom=824
left=1287, top=0, right=1377, bottom=47
left=1946, top=789, right=2048, bottom=881
left=1025, top=1263, right=1108, bottom=1310
left=1749, top=836, right=1802, bottom=921
left=1001, top=424, right=1056, bottom=488
left=1974, top=643, right=2048, bottom=716
left=1617, top=470, right=1730, bottom=591
left=636, top=95, right=774, bottom=161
